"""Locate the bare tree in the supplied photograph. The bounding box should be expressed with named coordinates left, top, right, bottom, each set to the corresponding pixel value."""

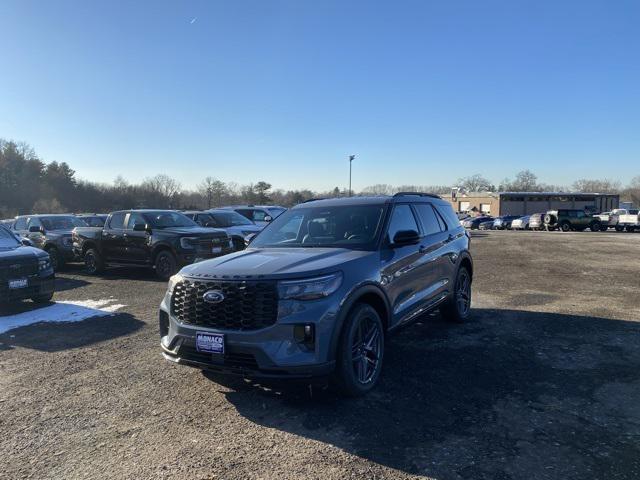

left=572, top=178, right=621, bottom=194
left=500, top=170, right=540, bottom=192
left=455, top=174, right=494, bottom=192
left=197, top=177, right=227, bottom=208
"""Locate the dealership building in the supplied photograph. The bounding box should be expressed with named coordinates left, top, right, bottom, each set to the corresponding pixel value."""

left=444, top=192, right=619, bottom=216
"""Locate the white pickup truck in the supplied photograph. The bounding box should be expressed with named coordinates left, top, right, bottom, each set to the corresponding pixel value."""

left=610, top=209, right=640, bottom=232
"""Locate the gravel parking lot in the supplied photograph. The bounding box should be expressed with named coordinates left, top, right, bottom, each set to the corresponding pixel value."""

left=1, top=231, right=639, bottom=480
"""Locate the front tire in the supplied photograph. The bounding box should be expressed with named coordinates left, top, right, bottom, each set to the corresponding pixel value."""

left=84, top=248, right=106, bottom=274
left=32, top=292, right=54, bottom=303
left=441, top=266, right=472, bottom=323
left=46, top=247, right=63, bottom=271
left=155, top=250, right=177, bottom=281
left=334, top=303, right=384, bottom=397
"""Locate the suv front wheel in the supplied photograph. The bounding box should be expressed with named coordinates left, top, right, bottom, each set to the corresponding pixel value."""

left=335, top=303, right=385, bottom=397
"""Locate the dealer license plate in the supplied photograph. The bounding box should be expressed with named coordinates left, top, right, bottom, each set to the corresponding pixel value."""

left=196, top=332, right=225, bottom=354
left=8, top=278, right=28, bottom=289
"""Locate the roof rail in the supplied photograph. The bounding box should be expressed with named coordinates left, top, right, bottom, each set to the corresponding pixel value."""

left=302, top=197, right=327, bottom=203
left=393, top=192, right=442, bottom=199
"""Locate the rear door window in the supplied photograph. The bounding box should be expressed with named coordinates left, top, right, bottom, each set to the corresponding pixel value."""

left=14, top=217, right=27, bottom=230
left=414, top=204, right=443, bottom=236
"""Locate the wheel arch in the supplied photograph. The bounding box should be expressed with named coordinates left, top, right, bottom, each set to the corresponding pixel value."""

left=328, top=284, right=391, bottom=361
left=151, top=243, right=176, bottom=263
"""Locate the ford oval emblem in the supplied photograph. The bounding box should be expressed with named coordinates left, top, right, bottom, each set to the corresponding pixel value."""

left=203, top=290, right=225, bottom=304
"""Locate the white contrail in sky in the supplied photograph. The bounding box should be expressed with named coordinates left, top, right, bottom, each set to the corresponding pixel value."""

left=190, top=17, right=197, bottom=24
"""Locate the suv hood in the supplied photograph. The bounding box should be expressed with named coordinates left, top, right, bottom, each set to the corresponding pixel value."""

left=0, top=245, right=47, bottom=262
left=180, top=247, right=375, bottom=280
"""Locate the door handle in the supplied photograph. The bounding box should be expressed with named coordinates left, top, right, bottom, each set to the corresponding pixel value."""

left=419, top=245, right=427, bottom=253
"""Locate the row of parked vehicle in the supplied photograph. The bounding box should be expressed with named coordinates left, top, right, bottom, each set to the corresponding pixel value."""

left=459, top=208, right=640, bottom=233
left=0, top=205, right=287, bottom=280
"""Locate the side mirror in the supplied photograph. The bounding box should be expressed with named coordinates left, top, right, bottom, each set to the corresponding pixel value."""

left=133, top=223, right=146, bottom=232
left=28, top=226, right=41, bottom=233
left=264, top=215, right=273, bottom=222
left=392, top=229, right=420, bottom=247
left=21, top=239, right=32, bottom=246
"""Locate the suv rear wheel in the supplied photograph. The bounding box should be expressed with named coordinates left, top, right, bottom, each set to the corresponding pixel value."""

left=335, top=303, right=384, bottom=397
left=560, top=221, right=571, bottom=232
left=441, top=266, right=472, bottom=323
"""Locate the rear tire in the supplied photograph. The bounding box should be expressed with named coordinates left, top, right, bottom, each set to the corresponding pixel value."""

left=560, top=222, right=571, bottom=232
left=155, top=250, right=177, bottom=281
left=84, top=248, right=106, bottom=274
left=334, top=303, right=384, bottom=397
left=590, top=222, right=601, bottom=232
left=440, top=266, right=472, bottom=323
left=628, top=226, right=636, bottom=233
left=615, top=225, right=624, bottom=232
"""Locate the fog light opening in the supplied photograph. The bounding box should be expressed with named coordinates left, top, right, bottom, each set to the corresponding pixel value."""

left=294, top=324, right=315, bottom=349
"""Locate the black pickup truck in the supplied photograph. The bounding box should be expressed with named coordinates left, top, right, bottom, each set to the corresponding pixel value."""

left=72, top=210, right=232, bottom=280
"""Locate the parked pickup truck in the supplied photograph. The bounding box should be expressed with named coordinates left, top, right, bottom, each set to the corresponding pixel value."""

left=610, top=209, right=640, bottom=232
left=72, top=210, right=233, bottom=280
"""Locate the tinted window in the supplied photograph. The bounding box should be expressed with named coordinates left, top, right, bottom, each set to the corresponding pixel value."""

left=251, top=205, right=385, bottom=250
left=14, top=218, right=27, bottom=230
left=142, top=211, right=197, bottom=228
left=236, top=209, right=253, bottom=220
left=434, top=203, right=459, bottom=230
left=415, top=204, right=442, bottom=236
left=252, top=210, right=268, bottom=222
left=109, top=212, right=126, bottom=229
left=211, top=211, right=253, bottom=227
left=39, top=216, right=86, bottom=230
left=127, top=212, right=146, bottom=230
left=0, top=226, right=20, bottom=248
left=386, top=205, right=419, bottom=243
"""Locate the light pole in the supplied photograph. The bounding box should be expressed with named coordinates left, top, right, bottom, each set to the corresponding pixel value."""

left=348, top=154, right=356, bottom=196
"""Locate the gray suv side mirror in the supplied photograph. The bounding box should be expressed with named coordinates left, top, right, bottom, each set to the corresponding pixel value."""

left=28, top=225, right=41, bottom=233
left=392, top=229, right=420, bottom=247
left=264, top=215, right=273, bottom=222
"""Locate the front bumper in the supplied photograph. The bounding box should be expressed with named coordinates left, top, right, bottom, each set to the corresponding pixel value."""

left=158, top=289, right=339, bottom=379
left=0, top=273, right=55, bottom=303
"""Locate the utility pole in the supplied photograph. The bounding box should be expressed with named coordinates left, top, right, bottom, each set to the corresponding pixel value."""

left=348, top=155, right=356, bottom=196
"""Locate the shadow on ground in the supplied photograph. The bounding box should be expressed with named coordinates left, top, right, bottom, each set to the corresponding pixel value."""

left=54, top=276, right=91, bottom=292
left=0, top=311, right=144, bottom=352
left=205, top=309, right=640, bottom=479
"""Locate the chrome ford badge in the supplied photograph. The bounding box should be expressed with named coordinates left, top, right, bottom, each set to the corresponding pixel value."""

left=203, top=290, right=225, bottom=304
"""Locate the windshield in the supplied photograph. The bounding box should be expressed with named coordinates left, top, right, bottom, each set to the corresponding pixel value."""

left=41, top=216, right=87, bottom=230
left=251, top=205, right=386, bottom=249
left=211, top=211, right=253, bottom=227
left=267, top=207, right=286, bottom=218
left=0, top=226, right=20, bottom=249
left=142, top=211, right=197, bottom=228
left=81, top=216, right=107, bottom=227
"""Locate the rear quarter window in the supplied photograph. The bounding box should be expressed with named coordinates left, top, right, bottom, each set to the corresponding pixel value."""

left=433, top=203, right=459, bottom=230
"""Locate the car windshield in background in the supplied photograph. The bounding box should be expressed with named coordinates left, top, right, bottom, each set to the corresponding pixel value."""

left=211, top=211, right=253, bottom=227
left=142, top=211, right=197, bottom=228
left=82, top=216, right=107, bottom=227
left=41, top=216, right=87, bottom=230
left=0, top=226, right=20, bottom=249
left=267, top=207, right=286, bottom=218
left=251, top=205, right=386, bottom=250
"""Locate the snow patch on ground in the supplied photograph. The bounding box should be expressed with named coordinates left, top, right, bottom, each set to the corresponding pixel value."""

left=0, top=299, right=126, bottom=334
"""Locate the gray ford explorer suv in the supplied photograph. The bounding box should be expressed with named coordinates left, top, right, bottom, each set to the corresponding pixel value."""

left=159, top=193, right=473, bottom=396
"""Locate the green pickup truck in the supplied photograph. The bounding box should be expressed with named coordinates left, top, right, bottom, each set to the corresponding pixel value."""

left=543, top=209, right=604, bottom=232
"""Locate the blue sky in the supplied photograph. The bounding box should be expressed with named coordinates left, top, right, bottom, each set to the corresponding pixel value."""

left=1, top=0, right=638, bottom=191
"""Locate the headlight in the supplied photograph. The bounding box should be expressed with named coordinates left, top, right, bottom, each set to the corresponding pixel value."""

left=278, top=272, right=343, bottom=301
left=38, top=257, right=52, bottom=271
left=180, top=237, right=197, bottom=249
left=167, top=273, right=184, bottom=292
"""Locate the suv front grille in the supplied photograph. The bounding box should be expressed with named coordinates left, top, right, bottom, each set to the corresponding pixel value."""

left=0, top=261, right=38, bottom=281
left=171, top=279, right=278, bottom=331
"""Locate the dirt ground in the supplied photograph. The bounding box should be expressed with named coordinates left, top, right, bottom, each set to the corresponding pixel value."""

left=1, top=231, right=639, bottom=480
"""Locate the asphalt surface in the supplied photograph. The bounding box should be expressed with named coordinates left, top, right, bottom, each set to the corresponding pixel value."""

left=1, top=230, right=640, bottom=480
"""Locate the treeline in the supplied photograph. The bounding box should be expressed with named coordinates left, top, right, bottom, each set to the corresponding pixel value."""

left=1, top=139, right=638, bottom=218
